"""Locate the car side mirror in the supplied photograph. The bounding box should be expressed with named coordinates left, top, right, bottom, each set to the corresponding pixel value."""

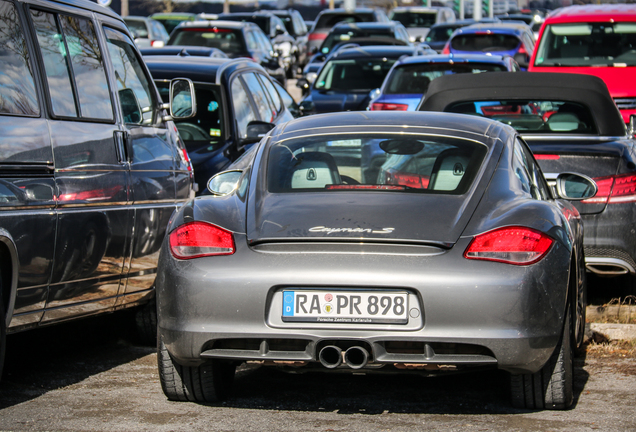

left=119, top=88, right=142, bottom=124
left=207, top=170, right=243, bottom=196
left=170, top=78, right=197, bottom=119
left=245, top=120, right=275, bottom=142
left=513, top=53, right=529, bottom=69
left=555, top=172, right=598, bottom=201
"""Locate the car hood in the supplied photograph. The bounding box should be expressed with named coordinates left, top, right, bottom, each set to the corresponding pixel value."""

left=312, top=90, right=372, bottom=113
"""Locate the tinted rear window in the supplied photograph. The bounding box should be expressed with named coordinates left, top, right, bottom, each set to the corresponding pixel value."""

left=267, top=134, right=487, bottom=194
left=321, top=28, right=394, bottom=53
left=426, top=25, right=460, bottom=42
left=390, top=11, right=437, bottom=28
left=315, top=13, right=375, bottom=30
left=169, top=28, right=245, bottom=54
left=315, top=58, right=397, bottom=91
left=385, top=63, right=507, bottom=94
left=221, top=16, right=270, bottom=34
left=451, top=34, right=520, bottom=52
left=445, top=100, right=597, bottom=134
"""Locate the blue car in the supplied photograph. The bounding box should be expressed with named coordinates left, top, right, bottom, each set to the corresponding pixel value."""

left=299, top=45, right=424, bottom=115
left=443, top=23, right=535, bottom=69
left=369, top=53, right=519, bottom=111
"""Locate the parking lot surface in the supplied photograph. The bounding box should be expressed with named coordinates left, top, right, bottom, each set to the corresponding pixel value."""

left=0, top=314, right=634, bottom=432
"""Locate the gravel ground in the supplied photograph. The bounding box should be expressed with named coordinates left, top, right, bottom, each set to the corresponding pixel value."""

left=0, top=313, right=634, bottom=432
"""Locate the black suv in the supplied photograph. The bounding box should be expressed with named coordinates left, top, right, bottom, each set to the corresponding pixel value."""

left=168, top=20, right=287, bottom=86
left=144, top=57, right=294, bottom=193
left=218, top=12, right=297, bottom=77
left=270, top=9, right=309, bottom=71
left=0, top=0, right=196, bottom=378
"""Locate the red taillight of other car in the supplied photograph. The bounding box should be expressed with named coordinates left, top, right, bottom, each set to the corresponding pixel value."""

left=169, top=221, right=235, bottom=259
left=370, top=102, right=408, bottom=111
left=307, top=32, right=326, bottom=41
left=464, top=226, right=553, bottom=265
left=582, top=173, right=636, bottom=204
left=441, top=42, right=450, bottom=54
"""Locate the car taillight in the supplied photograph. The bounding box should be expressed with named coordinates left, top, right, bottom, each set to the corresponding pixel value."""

left=464, top=226, right=553, bottom=265
left=151, top=40, right=164, bottom=48
left=582, top=173, right=636, bottom=204
left=370, top=102, right=408, bottom=111
left=307, top=33, right=326, bottom=41
left=517, top=44, right=528, bottom=55
left=169, top=221, right=235, bottom=259
left=534, top=154, right=560, bottom=160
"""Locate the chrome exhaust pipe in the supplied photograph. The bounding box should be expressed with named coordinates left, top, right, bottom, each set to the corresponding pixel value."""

left=318, top=345, right=343, bottom=369
left=344, top=346, right=369, bottom=369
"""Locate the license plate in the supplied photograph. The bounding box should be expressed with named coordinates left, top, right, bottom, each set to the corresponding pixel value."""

left=282, top=290, right=408, bottom=324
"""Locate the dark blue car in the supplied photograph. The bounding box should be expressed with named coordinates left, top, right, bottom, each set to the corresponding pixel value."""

left=369, top=53, right=519, bottom=111
left=443, top=23, right=535, bottom=69
left=299, top=45, right=424, bottom=115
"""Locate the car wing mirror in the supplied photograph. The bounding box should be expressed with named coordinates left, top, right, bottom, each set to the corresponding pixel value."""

left=246, top=120, right=275, bottom=141
left=169, top=78, right=197, bottom=119
left=207, top=170, right=243, bottom=196
left=555, top=172, right=598, bottom=201
left=119, top=88, right=143, bottom=124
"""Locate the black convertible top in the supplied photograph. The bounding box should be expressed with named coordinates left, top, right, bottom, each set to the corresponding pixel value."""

left=418, top=72, right=626, bottom=136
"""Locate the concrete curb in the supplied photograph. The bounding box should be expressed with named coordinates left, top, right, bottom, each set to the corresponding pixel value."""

left=586, top=323, right=636, bottom=342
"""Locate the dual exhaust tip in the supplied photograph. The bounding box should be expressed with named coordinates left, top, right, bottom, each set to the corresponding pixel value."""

left=318, top=345, right=369, bottom=369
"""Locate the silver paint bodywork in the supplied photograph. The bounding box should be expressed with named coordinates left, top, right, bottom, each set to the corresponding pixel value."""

left=156, top=112, right=585, bottom=376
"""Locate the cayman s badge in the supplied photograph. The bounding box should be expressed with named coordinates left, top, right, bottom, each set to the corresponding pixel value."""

left=309, top=226, right=395, bottom=235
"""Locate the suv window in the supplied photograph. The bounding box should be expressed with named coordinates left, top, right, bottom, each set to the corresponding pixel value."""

left=0, top=0, right=39, bottom=116
left=31, top=10, right=113, bottom=120
left=104, top=27, right=155, bottom=125
left=242, top=72, right=274, bottom=122
left=451, top=34, right=520, bottom=51
left=231, top=77, right=257, bottom=139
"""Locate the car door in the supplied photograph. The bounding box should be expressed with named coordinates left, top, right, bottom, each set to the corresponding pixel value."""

left=0, top=0, right=56, bottom=328
left=27, top=6, right=129, bottom=321
left=101, top=26, right=184, bottom=303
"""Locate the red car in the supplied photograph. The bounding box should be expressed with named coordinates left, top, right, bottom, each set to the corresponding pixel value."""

left=529, top=5, right=636, bottom=124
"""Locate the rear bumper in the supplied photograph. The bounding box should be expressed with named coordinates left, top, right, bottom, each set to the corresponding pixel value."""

left=157, top=235, right=571, bottom=375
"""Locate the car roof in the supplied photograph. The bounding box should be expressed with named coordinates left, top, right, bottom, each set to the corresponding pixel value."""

left=544, top=4, right=636, bottom=23
left=330, top=45, right=419, bottom=59
left=332, top=22, right=399, bottom=30
left=271, top=111, right=504, bottom=143
left=458, top=23, right=531, bottom=35
left=143, top=57, right=259, bottom=84
left=430, top=20, right=475, bottom=29
left=50, top=0, right=121, bottom=20
left=174, top=20, right=256, bottom=30
left=140, top=46, right=227, bottom=57
left=150, top=12, right=197, bottom=18
left=419, top=72, right=626, bottom=136
left=317, top=7, right=378, bottom=15
left=396, top=53, right=509, bottom=65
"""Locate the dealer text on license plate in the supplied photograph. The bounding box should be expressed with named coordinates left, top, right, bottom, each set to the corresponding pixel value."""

left=282, top=290, right=408, bottom=324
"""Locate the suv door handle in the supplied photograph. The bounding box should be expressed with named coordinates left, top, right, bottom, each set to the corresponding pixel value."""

left=114, top=130, right=130, bottom=163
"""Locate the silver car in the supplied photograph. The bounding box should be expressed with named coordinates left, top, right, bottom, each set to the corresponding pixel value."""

left=156, top=111, right=595, bottom=409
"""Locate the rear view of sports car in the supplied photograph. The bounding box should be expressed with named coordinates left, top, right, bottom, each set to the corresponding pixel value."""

left=156, top=111, right=596, bottom=409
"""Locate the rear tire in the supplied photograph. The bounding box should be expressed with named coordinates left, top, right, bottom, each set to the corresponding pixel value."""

left=510, top=308, right=573, bottom=410
left=158, top=335, right=235, bottom=402
left=0, top=289, right=5, bottom=381
left=134, top=298, right=157, bottom=346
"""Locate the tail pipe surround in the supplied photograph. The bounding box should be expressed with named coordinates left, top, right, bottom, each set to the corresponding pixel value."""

left=318, top=345, right=343, bottom=369
left=344, top=346, right=369, bottom=369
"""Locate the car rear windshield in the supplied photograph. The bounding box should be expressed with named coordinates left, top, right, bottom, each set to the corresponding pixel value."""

left=385, top=63, right=507, bottom=94
left=267, top=133, right=487, bottom=194
left=125, top=19, right=149, bottom=38
left=321, top=28, right=394, bottom=53
left=315, top=13, right=375, bottom=30
left=450, top=34, right=520, bottom=52
left=390, top=11, right=437, bottom=28
left=445, top=100, right=598, bottom=134
left=155, top=82, right=224, bottom=150
left=426, top=25, right=460, bottom=42
left=315, top=58, right=397, bottom=91
left=168, top=28, right=246, bottom=54
left=221, top=16, right=270, bottom=35
left=534, top=22, right=636, bottom=66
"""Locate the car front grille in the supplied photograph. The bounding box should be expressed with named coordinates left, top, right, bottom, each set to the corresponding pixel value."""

left=614, top=97, right=636, bottom=110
